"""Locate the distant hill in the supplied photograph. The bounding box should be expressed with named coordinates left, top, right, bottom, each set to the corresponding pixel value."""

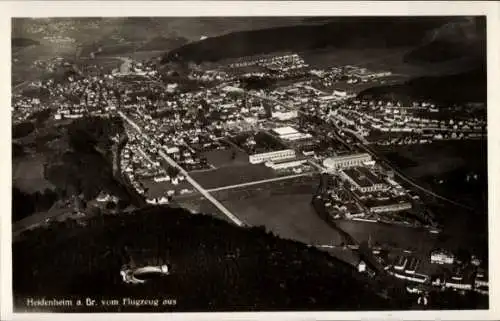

left=137, top=36, right=189, bottom=52
left=12, top=37, right=39, bottom=48
left=162, top=17, right=459, bottom=64
left=13, top=206, right=407, bottom=312
left=404, top=39, right=484, bottom=64
left=404, top=17, right=486, bottom=64
left=357, top=67, right=486, bottom=104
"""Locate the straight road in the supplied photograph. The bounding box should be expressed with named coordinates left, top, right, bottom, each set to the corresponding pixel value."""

left=207, top=171, right=315, bottom=192
left=137, top=146, right=158, bottom=166
left=118, top=111, right=244, bottom=227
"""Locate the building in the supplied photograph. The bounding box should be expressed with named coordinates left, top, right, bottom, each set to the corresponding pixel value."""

left=249, top=149, right=296, bottom=164
left=394, top=256, right=407, bottom=271
left=265, top=158, right=308, bottom=170
left=444, top=280, right=473, bottom=291
left=357, top=261, right=367, bottom=273
left=146, top=196, right=169, bottom=205
left=390, top=270, right=429, bottom=284
left=272, top=126, right=312, bottom=142
left=154, top=175, right=170, bottom=182
left=471, top=256, right=482, bottom=267
left=165, top=146, right=180, bottom=154
left=405, top=257, right=420, bottom=274
left=323, top=153, right=372, bottom=171
left=474, top=270, right=489, bottom=295
left=272, top=110, right=298, bottom=121
left=333, top=90, right=348, bottom=97
left=339, top=167, right=388, bottom=193
left=368, top=202, right=412, bottom=214
left=430, top=249, right=455, bottom=265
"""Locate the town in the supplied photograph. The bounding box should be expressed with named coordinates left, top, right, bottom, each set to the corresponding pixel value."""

left=12, top=49, right=488, bottom=301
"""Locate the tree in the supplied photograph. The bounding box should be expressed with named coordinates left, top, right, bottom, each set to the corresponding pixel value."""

left=166, top=165, right=180, bottom=178
left=106, top=201, right=116, bottom=210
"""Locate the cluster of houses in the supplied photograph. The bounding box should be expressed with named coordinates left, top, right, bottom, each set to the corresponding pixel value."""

left=323, top=99, right=486, bottom=145
left=12, top=95, right=43, bottom=123
left=311, top=65, right=393, bottom=88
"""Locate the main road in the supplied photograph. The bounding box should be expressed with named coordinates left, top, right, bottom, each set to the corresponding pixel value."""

left=118, top=111, right=245, bottom=227
left=206, top=171, right=316, bottom=192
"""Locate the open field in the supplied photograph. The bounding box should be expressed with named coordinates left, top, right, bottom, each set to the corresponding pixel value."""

left=381, top=141, right=486, bottom=178
left=190, top=164, right=277, bottom=189
left=380, top=140, right=487, bottom=210
left=218, top=189, right=345, bottom=247
left=13, top=155, right=54, bottom=193
left=201, top=147, right=249, bottom=168
left=380, top=141, right=486, bottom=189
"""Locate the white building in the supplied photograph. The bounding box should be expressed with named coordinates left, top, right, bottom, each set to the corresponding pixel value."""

left=323, top=153, right=372, bottom=171
left=333, top=90, right=348, bottom=97
left=405, top=257, right=420, bottom=274
left=394, top=256, right=408, bottom=271
left=165, top=146, right=180, bottom=154
left=154, top=175, right=171, bottom=182
left=369, top=202, right=412, bottom=213
left=265, top=158, right=307, bottom=170
left=430, top=249, right=455, bottom=265
left=249, top=149, right=296, bottom=164
left=389, top=270, right=428, bottom=284
left=357, top=261, right=367, bottom=273
left=475, top=270, right=488, bottom=287
left=272, top=126, right=312, bottom=141
left=272, top=110, right=298, bottom=121
left=444, top=280, right=472, bottom=291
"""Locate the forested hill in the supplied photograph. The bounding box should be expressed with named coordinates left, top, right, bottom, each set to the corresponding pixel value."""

left=403, top=39, right=485, bottom=64
left=161, top=17, right=457, bottom=64
left=12, top=37, right=40, bottom=48
left=137, top=36, right=189, bottom=52
left=357, top=67, right=486, bottom=104
left=13, top=206, right=408, bottom=312
left=404, top=17, right=486, bottom=64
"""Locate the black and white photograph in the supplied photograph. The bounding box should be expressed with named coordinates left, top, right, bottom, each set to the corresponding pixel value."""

left=3, top=1, right=499, bottom=319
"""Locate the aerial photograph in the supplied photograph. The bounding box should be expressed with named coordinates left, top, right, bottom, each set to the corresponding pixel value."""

left=11, top=16, right=488, bottom=312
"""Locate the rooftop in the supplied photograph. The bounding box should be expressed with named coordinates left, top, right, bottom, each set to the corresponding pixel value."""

left=342, top=166, right=385, bottom=188
left=272, top=126, right=299, bottom=136
left=326, top=153, right=371, bottom=162
left=343, top=168, right=374, bottom=188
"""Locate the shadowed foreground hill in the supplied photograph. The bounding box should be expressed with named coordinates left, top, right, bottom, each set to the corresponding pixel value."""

left=13, top=206, right=405, bottom=312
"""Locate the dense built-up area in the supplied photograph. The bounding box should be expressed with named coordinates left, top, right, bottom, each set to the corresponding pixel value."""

left=12, top=50, right=488, bottom=300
